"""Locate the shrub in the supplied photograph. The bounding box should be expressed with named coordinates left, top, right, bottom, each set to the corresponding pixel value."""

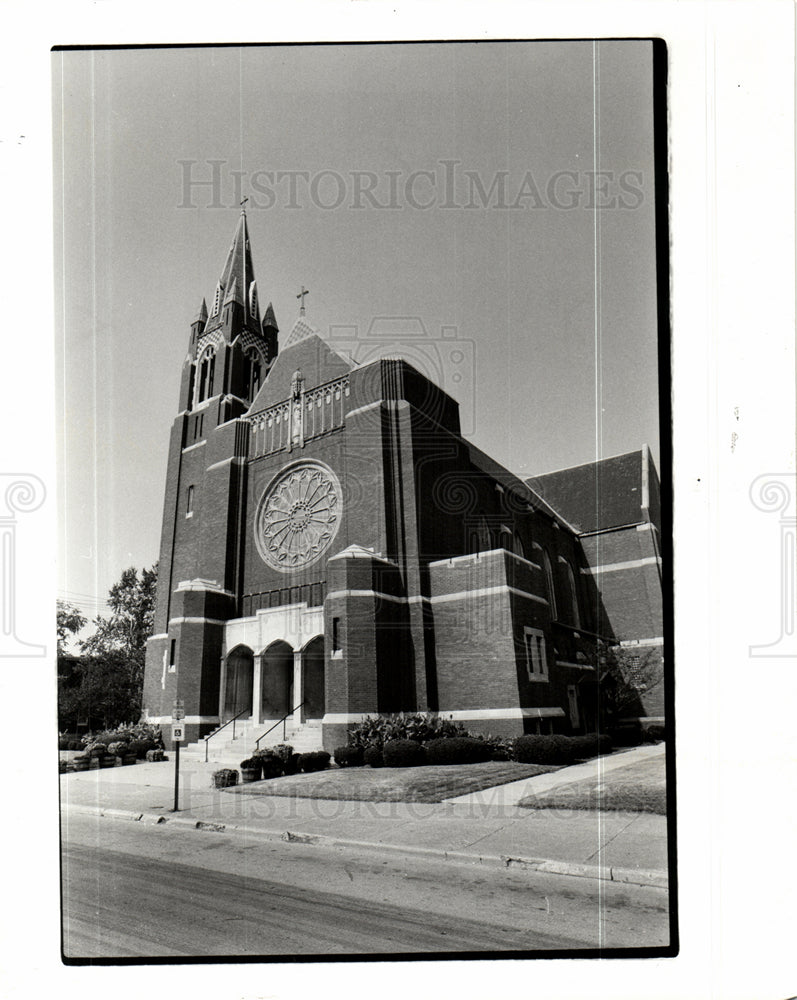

left=569, top=733, right=613, bottom=759
left=363, top=745, right=384, bottom=768
left=271, top=744, right=294, bottom=765
left=107, top=741, right=127, bottom=756
left=423, top=737, right=493, bottom=765
left=512, top=735, right=579, bottom=765
left=610, top=725, right=643, bottom=748
left=480, top=734, right=513, bottom=761
left=240, top=757, right=261, bottom=771
left=253, top=750, right=284, bottom=779
left=87, top=743, right=108, bottom=758
left=299, top=751, right=331, bottom=773
left=145, top=748, right=165, bottom=762
left=347, top=713, right=469, bottom=750
left=644, top=723, right=666, bottom=743
left=334, top=745, right=364, bottom=767
left=68, top=740, right=82, bottom=751
left=382, top=738, right=426, bottom=767
left=213, top=768, right=238, bottom=788
left=59, top=758, right=69, bottom=773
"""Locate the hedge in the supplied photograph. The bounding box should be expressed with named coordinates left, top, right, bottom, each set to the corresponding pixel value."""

left=298, top=751, right=331, bottom=773
left=382, top=739, right=426, bottom=767
left=363, top=746, right=384, bottom=768
left=423, top=737, right=493, bottom=766
left=512, top=735, right=579, bottom=765
left=334, top=745, right=364, bottom=767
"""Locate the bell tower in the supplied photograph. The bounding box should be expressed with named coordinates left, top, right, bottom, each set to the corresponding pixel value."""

left=142, top=207, right=279, bottom=739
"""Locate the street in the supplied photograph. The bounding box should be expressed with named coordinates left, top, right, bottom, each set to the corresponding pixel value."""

left=61, top=811, right=670, bottom=958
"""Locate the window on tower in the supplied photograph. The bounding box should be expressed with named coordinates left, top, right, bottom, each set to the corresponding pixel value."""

left=244, top=348, right=262, bottom=400
left=197, top=348, right=215, bottom=404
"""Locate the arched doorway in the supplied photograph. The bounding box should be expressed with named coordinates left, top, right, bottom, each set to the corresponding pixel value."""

left=303, top=635, right=325, bottom=720
left=261, top=640, right=294, bottom=719
left=223, top=645, right=254, bottom=721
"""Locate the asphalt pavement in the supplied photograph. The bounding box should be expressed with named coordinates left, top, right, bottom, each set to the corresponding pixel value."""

left=59, top=744, right=670, bottom=887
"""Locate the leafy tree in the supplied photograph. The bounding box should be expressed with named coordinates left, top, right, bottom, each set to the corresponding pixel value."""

left=58, top=565, right=157, bottom=731
left=56, top=600, right=87, bottom=656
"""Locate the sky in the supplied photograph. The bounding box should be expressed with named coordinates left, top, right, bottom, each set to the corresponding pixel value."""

left=53, top=40, right=660, bottom=619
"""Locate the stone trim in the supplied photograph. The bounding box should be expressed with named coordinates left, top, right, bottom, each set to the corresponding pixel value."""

left=429, top=547, right=541, bottom=572
left=440, top=707, right=566, bottom=720
left=555, top=660, right=596, bottom=671
left=181, top=440, right=207, bottom=454
left=168, top=616, right=228, bottom=627
left=431, top=585, right=548, bottom=607
left=619, top=637, right=664, bottom=647
left=175, top=578, right=235, bottom=596
left=581, top=556, right=660, bottom=575
left=206, top=456, right=245, bottom=472
left=145, top=715, right=220, bottom=725
left=148, top=633, right=168, bottom=641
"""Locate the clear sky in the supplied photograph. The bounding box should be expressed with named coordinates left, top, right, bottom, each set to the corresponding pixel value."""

left=53, top=40, right=660, bottom=618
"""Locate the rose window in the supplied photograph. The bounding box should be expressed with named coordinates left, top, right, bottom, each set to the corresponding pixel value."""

left=255, top=461, right=342, bottom=571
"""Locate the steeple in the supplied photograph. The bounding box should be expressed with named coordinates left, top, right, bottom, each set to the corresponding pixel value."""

left=208, top=202, right=260, bottom=329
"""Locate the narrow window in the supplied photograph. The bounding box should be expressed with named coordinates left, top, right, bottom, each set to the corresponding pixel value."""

left=169, top=639, right=176, bottom=667
left=543, top=549, right=557, bottom=619
left=523, top=627, right=548, bottom=680
left=186, top=485, right=194, bottom=516
left=332, top=617, right=340, bottom=652
left=564, top=560, right=581, bottom=629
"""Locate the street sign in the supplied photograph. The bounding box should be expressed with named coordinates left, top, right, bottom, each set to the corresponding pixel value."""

left=171, top=722, right=185, bottom=742
left=172, top=708, right=185, bottom=721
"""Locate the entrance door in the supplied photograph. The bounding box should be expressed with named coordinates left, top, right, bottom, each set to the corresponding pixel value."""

left=223, top=646, right=254, bottom=721
left=261, top=641, right=294, bottom=719
left=303, top=636, right=325, bottom=719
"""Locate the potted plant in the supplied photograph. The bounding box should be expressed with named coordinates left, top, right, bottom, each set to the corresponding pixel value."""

left=72, top=754, right=90, bottom=771
left=239, top=757, right=262, bottom=783
left=212, top=768, right=238, bottom=789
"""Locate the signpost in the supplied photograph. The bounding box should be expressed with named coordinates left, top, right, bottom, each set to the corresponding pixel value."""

left=171, top=700, right=185, bottom=812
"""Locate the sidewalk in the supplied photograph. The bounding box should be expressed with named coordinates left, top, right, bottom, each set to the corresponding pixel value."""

left=60, top=746, right=670, bottom=888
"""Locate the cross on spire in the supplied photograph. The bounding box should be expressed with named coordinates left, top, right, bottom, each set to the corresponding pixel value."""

left=240, top=195, right=248, bottom=214
left=296, top=285, right=310, bottom=315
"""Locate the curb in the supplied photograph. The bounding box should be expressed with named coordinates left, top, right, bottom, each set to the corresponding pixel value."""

left=63, top=803, right=668, bottom=889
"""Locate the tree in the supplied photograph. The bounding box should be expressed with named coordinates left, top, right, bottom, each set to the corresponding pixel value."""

left=56, top=601, right=87, bottom=656
left=58, top=565, right=157, bottom=731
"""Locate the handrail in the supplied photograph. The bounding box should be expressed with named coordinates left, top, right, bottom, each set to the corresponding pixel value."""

left=255, top=702, right=305, bottom=750
left=204, top=708, right=248, bottom=763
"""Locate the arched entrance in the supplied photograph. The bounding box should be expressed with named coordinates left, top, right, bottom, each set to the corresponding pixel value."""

left=302, top=635, right=325, bottom=720
left=223, top=645, right=254, bottom=721
left=261, top=640, right=294, bottom=719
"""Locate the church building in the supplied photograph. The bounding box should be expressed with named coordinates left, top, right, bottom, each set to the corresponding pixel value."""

left=142, top=209, right=665, bottom=751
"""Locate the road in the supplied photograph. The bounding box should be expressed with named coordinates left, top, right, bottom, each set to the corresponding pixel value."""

left=61, top=811, right=670, bottom=958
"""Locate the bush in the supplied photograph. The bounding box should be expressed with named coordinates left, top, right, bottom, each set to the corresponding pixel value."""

left=271, top=744, right=294, bottom=765
left=253, top=750, right=284, bottom=779
left=334, top=745, right=364, bottom=767
left=145, top=748, right=165, bottom=762
left=479, top=734, right=513, bottom=761
left=107, top=741, right=127, bottom=756
left=299, top=751, right=331, bottom=773
left=347, top=713, right=468, bottom=750
left=644, top=723, right=666, bottom=743
left=68, top=740, right=82, bottom=751
left=569, top=733, right=612, bottom=760
left=610, top=725, right=643, bottom=748
left=363, top=746, right=384, bottom=768
left=382, top=739, right=426, bottom=768
left=213, top=768, right=238, bottom=788
left=511, top=735, right=579, bottom=765
left=423, top=737, right=493, bottom=765
left=240, top=757, right=261, bottom=771
left=87, top=743, right=108, bottom=758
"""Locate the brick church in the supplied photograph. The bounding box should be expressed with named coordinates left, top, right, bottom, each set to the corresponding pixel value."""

left=142, top=209, right=665, bottom=751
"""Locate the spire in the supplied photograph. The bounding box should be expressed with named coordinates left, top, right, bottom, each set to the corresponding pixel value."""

left=215, top=204, right=258, bottom=325
left=193, top=298, right=208, bottom=324
left=263, top=301, right=278, bottom=331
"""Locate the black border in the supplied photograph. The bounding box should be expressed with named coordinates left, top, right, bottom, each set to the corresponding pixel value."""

left=56, top=35, right=676, bottom=967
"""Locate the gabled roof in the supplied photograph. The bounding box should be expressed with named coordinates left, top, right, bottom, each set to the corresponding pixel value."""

left=527, top=449, right=657, bottom=533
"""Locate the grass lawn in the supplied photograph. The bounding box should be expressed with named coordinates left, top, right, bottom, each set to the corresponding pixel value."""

left=233, top=761, right=560, bottom=803
left=517, top=754, right=667, bottom=814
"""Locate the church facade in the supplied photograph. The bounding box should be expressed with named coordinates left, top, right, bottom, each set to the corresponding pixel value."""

left=142, top=211, right=665, bottom=751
